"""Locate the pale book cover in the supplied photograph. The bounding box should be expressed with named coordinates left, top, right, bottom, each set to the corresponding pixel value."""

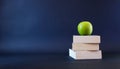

left=69, top=49, right=102, bottom=60
left=73, top=35, right=101, bottom=43
left=72, top=43, right=99, bottom=50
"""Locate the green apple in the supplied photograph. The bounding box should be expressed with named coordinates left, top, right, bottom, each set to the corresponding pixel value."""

left=77, top=21, right=93, bottom=35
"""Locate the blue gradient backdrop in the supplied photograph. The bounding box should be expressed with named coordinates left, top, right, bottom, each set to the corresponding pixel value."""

left=0, top=0, right=120, bottom=53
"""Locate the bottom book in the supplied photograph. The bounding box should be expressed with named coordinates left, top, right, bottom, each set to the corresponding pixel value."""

left=69, top=49, right=102, bottom=60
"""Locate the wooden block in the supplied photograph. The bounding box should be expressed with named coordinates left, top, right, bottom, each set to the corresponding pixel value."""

left=72, top=43, right=99, bottom=50
left=69, top=49, right=102, bottom=60
left=73, top=35, right=100, bottom=43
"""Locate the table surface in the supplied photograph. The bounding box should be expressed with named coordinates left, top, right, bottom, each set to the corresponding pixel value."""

left=0, top=53, right=120, bottom=69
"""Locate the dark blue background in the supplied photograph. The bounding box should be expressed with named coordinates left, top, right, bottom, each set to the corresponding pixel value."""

left=0, top=0, right=120, bottom=53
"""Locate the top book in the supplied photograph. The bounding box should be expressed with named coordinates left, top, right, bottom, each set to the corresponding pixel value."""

left=73, top=35, right=101, bottom=43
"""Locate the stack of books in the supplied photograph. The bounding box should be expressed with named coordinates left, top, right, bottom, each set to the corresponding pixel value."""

left=69, top=35, right=102, bottom=60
